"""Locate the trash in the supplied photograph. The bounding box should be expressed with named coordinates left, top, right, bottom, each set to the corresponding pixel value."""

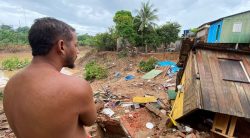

left=166, top=78, right=173, bottom=83
left=177, top=85, right=183, bottom=92
left=146, top=122, right=154, bottom=129
left=163, top=83, right=176, bottom=87
left=133, top=103, right=140, bottom=109
left=121, top=102, right=134, bottom=107
left=125, top=75, right=135, bottom=81
left=160, top=109, right=167, bottom=115
left=157, top=61, right=180, bottom=73
left=101, top=108, right=115, bottom=117
left=114, top=72, right=121, bottom=78
left=158, top=61, right=176, bottom=66
left=133, top=96, right=157, bottom=103
left=185, top=126, right=193, bottom=133
left=167, top=90, right=177, bottom=100
left=128, top=114, right=133, bottom=118
left=142, top=69, right=163, bottom=79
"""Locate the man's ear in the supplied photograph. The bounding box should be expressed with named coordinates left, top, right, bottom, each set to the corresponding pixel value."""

left=56, top=40, right=66, bottom=55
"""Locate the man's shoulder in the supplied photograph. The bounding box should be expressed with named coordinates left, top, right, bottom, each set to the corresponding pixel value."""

left=59, top=75, right=92, bottom=95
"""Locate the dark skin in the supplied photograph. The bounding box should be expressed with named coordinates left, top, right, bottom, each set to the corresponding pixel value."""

left=3, top=32, right=97, bottom=138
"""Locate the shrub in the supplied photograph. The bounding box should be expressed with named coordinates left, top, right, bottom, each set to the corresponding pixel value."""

left=117, top=50, right=128, bottom=58
left=1, top=57, right=30, bottom=71
left=139, top=57, right=158, bottom=72
left=84, top=61, right=108, bottom=80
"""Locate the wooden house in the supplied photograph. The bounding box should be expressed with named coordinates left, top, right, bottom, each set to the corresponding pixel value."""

left=206, top=10, right=250, bottom=43
left=172, top=40, right=250, bottom=137
left=196, top=23, right=210, bottom=43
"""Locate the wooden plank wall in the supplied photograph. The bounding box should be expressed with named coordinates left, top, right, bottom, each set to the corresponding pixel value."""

left=182, top=51, right=202, bottom=115
left=196, top=49, right=250, bottom=118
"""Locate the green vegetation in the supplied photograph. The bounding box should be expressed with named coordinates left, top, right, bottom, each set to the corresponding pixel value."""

left=157, top=22, right=181, bottom=48
left=1, top=57, right=30, bottom=71
left=84, top=1, right=181, bottom=52
left=113, top=10, right=135, bottom=45
left=0, top=25, right=29, bottom=47
left=77, top=34, right=95, bottom=46
left=139, top=57, right=158, bottom=72
left=2, top=1, right=181, bottom=52
left=135, top=1, right=158, bottom=53
left=84, top=61, right=108, bottom=80
left=93, top=30, right=116, bottom=51
left=117, top=50, right=128, bottom=58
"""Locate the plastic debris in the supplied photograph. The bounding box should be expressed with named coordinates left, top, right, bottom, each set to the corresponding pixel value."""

left=185, top=126, right=193, bottom=133
left=146, top=122, right=154, bottom=129
left=125, top=75, right=135, bottom=81
left=167, top=90, right=177, bottom=100
left=101, top=108, right=115, bottom=117
left=157, top=61, right=181, bottom=73
left=114, top=72, right=121, bottom=78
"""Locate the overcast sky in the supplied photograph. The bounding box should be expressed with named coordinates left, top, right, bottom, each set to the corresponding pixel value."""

left=0, top=0, right=249, bottom=35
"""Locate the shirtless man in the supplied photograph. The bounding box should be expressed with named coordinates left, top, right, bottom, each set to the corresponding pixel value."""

left=3, top=17, right=96, bottom=138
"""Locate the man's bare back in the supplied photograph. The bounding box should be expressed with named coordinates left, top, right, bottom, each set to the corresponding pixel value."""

left=3, top=18, right=97, bottom=138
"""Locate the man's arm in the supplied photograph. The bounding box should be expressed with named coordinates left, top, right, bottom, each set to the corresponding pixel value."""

left=76, top=80, right=97, bottom=126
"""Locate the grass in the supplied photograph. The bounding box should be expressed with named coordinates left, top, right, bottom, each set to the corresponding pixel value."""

left=1, top=57, right=30, bottom=71
left=84, top=61, right=108, bottom=81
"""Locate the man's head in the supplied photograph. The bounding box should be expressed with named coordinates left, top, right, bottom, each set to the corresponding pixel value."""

left=28, top=17, right=79, bottom=68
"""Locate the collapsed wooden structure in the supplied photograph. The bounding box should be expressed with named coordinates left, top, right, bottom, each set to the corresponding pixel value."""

left=172, top=39, right=250, bottom=137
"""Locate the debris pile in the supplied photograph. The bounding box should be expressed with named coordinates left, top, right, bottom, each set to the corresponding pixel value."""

left=87, top=52, right=209, bottom=137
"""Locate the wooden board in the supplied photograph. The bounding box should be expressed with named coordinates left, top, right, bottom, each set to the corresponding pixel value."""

left=193, top=49, right=250, bottom=118
left=211, top=113, right=237, bottom=138
left=177, top=48, right=250, bottom=119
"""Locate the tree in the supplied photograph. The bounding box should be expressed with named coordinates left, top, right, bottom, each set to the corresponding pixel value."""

left=0, top=25, right=29, bottom=46
left=78, top=33, right=95, bottom=46
left=135, top=1, right=158, bottom=53
left=113, top=10, right=135, bottom=50
left=93, top=32, right=116, bottom=51
left=157, top=22, right=181, bottom=48
left=16, top=26, right=29, bottom=33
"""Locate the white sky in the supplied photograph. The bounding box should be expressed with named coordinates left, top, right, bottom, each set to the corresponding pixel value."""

left=0, top=0, right=249, bottom=35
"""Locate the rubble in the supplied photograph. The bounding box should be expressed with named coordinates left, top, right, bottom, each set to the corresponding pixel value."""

left=89, top=52, right=187, bottom=137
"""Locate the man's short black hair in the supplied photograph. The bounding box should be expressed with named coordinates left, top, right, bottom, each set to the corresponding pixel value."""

left=28, top=17, right=75, bottom=56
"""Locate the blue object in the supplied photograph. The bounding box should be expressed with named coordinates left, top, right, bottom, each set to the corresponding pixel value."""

left=157, top=61, right=181, bottom=73
left=125, top=75, right=135, bottom=81
left=207, top=20, right=223, bottom=43
left=114, top=72, right=121, bottom=78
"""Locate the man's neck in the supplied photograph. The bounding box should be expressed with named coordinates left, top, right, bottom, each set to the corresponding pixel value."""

left=31, top=56, right=63, bottom=72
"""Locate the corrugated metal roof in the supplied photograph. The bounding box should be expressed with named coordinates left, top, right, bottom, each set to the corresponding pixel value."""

left=200, top=10, right=250, bottom=26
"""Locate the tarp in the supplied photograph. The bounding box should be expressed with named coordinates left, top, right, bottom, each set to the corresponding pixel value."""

left=142, top=69, right=163, bottom=79
left=157, top=61, right=181, bottom=73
